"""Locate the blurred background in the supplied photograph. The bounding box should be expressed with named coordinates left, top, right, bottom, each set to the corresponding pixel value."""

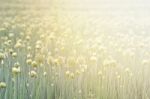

left=0, top=0, right=150, bottom=99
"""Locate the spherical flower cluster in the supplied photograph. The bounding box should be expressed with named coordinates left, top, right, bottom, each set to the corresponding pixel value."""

left=65, top=71, right=70, bottom=77
left=43, top=72, right=47, bottom=76
left=12, top=52, right=17, bottom=58
left=12, top=67, right=21, bottom=75
left=0, top=82, right=6, bottom=88
left=26, top=36, right=31, bottom=41
left=65, top=70, right=75, bottom=79
left=90, top=56, right=97, bottom=64
left=142, top=60, right=149, bottom=66
left=14, top=62, right=20, bottom=67
left=15, top=43, right=22, bottom=48
left=29, top=70, right=37, bottom=78
left=26, top=59, right=32, bottom=65
left=31, top=61, right=38, bottom=67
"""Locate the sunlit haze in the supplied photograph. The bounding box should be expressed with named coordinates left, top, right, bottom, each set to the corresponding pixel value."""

left=0, top=0, right=150, bottom=99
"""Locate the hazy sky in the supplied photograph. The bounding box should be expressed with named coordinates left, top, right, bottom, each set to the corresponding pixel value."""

left=61, top=0, right=150, bottom=8
left=55, top=0, right=150, bottom=15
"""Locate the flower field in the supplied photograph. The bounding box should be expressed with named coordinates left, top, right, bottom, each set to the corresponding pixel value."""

left=0, top=0, right=150, bottom=99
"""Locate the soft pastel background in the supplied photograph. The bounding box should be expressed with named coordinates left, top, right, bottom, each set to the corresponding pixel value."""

left=0, top=0, right=150, bottom=99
